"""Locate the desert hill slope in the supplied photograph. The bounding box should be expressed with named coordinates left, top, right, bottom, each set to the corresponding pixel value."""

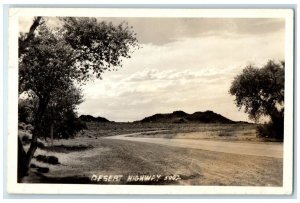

left=79, top=115, right=110, bottom=122
left=139, top=110, right=235, bottom=124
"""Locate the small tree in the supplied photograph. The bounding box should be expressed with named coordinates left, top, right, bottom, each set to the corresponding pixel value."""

left=40, top=84, right=86, bottom=141
left=229, top=60, right=284, bottom=140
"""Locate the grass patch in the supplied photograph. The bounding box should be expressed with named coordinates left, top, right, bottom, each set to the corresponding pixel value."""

left=218, top=132, right=232, bottom=137
left=44, top=144, right=93, bottom=153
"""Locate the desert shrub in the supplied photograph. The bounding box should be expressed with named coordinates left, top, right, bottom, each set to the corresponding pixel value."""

left=25, top=124, right=34, bottom=131
left=18, top=129, right=32, bottom=142
left=30, top=163, right=37, bottom=168
left=30, top=163, right=50, bottom=173
left=37, top=141, right=45, bottom=149
left=256, top=121, right=283, bottom=141
left=37, top=166, right=50, bottom=173
left=18, top=105, right=30, bottom=123
left=35, top=155, right=59, bottom=165
left=18, top=94, right=37, bottom=124
left=218, top=132, right=232, bottom=137
left=18, top=122, right=27, bottom=130
left=256, top=117, right=284, bottom=140
left=18, top=100, right=33, bottom=124
left=21, top=135, right=30, bottom=142
left=44, top=144, right=93, bottom=153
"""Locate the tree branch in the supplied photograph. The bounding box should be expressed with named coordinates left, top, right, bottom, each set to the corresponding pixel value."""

left=19, top=17, right=43, bottom=56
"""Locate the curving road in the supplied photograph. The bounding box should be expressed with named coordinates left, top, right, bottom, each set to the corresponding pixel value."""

left=106, top=130, right=283, bottom=158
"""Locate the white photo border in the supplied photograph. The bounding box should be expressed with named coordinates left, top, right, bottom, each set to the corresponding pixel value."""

left=6, top=7, right=295, bottom=195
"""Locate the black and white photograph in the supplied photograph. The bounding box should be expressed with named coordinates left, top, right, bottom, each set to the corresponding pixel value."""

left=7, top=8, right=294, bottom=194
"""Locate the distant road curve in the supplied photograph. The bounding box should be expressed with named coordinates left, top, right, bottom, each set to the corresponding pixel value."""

left=105, top=130, right=283, bottom=158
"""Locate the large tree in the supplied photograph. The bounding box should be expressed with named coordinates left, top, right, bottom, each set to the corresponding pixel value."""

left=229, top=60, right=284, bottom=140
left=18, top=17, right=139, bottom=177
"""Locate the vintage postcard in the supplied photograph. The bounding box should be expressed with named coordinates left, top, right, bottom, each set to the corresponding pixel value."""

left=7, top=8, right=294, bottom=194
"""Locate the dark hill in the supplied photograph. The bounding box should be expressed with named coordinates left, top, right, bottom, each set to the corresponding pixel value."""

left=79, top=115, right=110, bottom=122
left=139, top=110, right=235, bottom=124
left=187, top=110, right=235, bottom=123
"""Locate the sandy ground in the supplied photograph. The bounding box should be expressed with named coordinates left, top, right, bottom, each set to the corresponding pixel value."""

left=106, top=131, right=283, bottom=158
left=22, top=131, right=283, bottom=186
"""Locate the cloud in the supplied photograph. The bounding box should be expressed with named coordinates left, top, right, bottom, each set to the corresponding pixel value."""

left=78, top=26, right=284, bottom=122
left=124, top=68, right=227, bottom=82
left=17, top=16, right=285, bottom=122
left=98, top=18, right=284, bottom=45
left=19, top=17, right=284, bottom=46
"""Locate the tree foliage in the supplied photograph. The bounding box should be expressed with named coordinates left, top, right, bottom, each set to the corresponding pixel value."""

left=20, top=17, right=139, bottom=95
left=61, top=17, right=139, bottom=80
left=18, top=91, right=37, bottom=124
left=40, top=85, right=86, bottom=140
left=229, top=60, right=284, bottom=139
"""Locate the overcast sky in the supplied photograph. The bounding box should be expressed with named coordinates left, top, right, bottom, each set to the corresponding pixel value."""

left=19, top=17, right=285, bottom=122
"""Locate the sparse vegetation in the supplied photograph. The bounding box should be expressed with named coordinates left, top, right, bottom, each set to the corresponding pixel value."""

left=18, top=120, right=282, bottom=185
left=44, top=144, right=93, bottom=153
left=82, top=122, right=263, bottom=142
left=218, top=132, right=232, bottom=137
left=21, top=132, right=283, bottom=186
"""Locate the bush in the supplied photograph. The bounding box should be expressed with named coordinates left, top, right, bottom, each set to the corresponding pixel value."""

left=18, top=130, right=32, bottom=143
left=40, top=110, right=88, bottom=140
left=21, top=135, right=30, bottom=142
left=256, top=122, right=284, bottom=141
left=18, top=122, right=27, bottom=130
left=35, top=155, right=59, bottom=165
left=18, top=98, right=35, bottom=124
left=25, top=124, right=34, bottom=131
left=55, top=111, right=87, bottom=139
left=37, top=141, right=45, bottom=149
left=37, top=166, right=50, bottom=173
left=18, top=104, right=31, bottom=123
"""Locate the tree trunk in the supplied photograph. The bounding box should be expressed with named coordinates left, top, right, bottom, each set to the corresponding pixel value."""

left=50, top=123, right=54, bottom=146
left=17, top=136, right=27, bottom=182
left=270, top=111, right=284, bottom=140
left=24, top=128, right=38, bottom=169
left=23, top=96, right=49, bottom=173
